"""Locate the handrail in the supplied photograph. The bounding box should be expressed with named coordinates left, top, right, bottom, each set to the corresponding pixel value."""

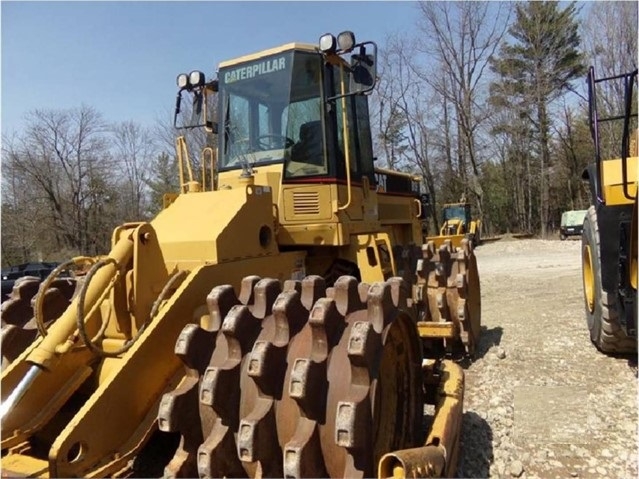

left=175, top=136, right=200, bottom=193
left=176, top=136, right=192, bottom=193
left=587, top=67, right=603, bottom=204
left=201, top=147, right=216, bottom=191
left=337, top=62, right=353, bottom=211
left=587, top=67, right=638, bottom=204
left=621, top=70, right=638, bottom=201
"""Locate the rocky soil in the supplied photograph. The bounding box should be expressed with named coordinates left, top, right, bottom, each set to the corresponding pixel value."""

left=457, top=238, right=638, bottom=479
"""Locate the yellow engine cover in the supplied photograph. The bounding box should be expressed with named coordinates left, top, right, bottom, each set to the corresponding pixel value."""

left=601, top=156, right=638, bottom=206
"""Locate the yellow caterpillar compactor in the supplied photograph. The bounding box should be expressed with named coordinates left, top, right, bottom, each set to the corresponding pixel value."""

left=0, top=32, right=481, bottom=478
left=426, top=199, right=481, bottom=250
left=581, top=67, right=637, bottom=354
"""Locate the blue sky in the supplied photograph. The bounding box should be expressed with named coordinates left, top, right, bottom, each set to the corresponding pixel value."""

left=1, top=1, right=421, bottom=135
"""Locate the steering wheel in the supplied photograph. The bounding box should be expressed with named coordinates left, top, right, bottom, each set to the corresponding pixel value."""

left=256, top=134, right=295, bottom=150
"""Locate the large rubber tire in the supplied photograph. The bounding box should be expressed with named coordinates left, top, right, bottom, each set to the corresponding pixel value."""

left=582, top=206, right=636, bottom=353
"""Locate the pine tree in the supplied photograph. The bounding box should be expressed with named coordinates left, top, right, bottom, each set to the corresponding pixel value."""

left=145, top=152, right=180, bottom=215
left=490, top=1, right=585, bottom=236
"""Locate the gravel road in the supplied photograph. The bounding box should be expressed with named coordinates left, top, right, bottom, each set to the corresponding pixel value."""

left=457, top=238, right=638, bottom=479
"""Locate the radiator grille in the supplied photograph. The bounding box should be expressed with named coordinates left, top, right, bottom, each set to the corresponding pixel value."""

left=293, top=191, right=321, bottom=215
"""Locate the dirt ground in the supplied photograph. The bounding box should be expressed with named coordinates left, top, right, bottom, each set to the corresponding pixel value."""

left=457, top=238, right=638, bottom=479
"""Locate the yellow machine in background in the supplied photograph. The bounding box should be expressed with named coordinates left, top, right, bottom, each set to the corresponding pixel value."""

left=581, top=67, right=637, bottom=354
left=1, top=32, right=480, bottom=478
left=427, top=199, right=481, bottom=249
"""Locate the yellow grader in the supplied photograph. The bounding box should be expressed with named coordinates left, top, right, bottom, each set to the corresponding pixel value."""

left=426, top=199, right=481, bottom=249
left=0, top=32, right=481, bottom=478
left=581, top=67, right=637, bottom=354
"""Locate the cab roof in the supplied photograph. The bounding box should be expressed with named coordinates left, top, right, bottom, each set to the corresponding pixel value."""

left=218, top=43, right=319, bottom=69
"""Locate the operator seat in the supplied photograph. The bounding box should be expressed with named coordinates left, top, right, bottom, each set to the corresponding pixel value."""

left=291, top=121, right=324, bottom=166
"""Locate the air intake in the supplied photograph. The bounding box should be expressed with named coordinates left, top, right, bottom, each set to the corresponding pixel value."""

left=293, top=191, right=321, bottom=215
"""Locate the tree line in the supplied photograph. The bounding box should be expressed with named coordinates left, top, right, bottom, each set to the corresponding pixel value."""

left=1, top=96, right=214, bottom=265
left=1, top=1, right=637, bottom=266
left=372, top=1, right=637, bottom=237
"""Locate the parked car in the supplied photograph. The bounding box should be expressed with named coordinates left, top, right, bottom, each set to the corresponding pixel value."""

left=560, top=209, right=588, bottom=240
left=1, top=262, right=63, bottom=302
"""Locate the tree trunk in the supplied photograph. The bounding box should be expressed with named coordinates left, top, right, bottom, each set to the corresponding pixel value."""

left=537, top=99, right=550, bottom=237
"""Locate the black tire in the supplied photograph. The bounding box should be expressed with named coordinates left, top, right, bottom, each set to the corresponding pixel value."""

left=560, top=233, right=566, bottom=241
left=465, top=233, right=474, bottom=246
left=581, top=206, right=636, bottom=353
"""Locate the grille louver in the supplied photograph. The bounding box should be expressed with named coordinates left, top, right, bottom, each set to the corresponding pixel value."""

left=293, top=191, right=321, bottom=215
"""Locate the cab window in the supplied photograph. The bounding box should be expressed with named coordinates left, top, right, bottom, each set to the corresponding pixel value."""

left=333, top=73, right=375, bottom=183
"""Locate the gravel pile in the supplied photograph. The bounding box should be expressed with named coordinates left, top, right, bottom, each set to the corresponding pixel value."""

left=456, top=238, right=638, bottom=479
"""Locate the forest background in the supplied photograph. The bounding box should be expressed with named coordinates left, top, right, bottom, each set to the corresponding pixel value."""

left=1, top=1, right=637, bottom=265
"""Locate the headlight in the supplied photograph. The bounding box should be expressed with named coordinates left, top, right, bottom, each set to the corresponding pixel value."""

left=189, top=70, right=205, bottom=88
left=337, top=31, right=355, bottom=52
left=177, top=73, right=189, bottom=89
left=319, top=33, right=337, bottom=54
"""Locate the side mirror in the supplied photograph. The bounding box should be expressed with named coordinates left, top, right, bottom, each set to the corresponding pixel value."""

left=173, top=91, right=183, bottom=128
left=349, top=42, right=377, bottom=94
left=204, top=80, right=219, bottom=134
left=193, top=91, right=204, bottom=117
left=173, top=74, right=219, bottom=131
left=206, top=121, right=219, bottom=134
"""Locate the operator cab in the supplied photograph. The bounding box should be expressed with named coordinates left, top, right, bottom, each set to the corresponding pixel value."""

left=442, top=204, right=471, bottom=224
left=218, top=47, right=328, bottom=177
left=174, top=32, right=378, bottom=188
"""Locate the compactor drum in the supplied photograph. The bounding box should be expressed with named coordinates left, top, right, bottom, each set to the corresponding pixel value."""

left=160, top=275, right=425, bottom=478
left=1, top=32, right=480, bottom=478
left=1, top=278, right=77, bottom=370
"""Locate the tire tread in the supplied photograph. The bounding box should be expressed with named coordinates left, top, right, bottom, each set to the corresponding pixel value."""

left=584, top=206, right=636, bottom=354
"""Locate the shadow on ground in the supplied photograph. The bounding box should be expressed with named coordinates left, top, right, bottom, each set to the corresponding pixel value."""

left=475, top=325, right=503, bottom=360
left=457, top=411, right=493, bottom=478
left=597, top=349, right=638, bottom=377
left=454, top=326, right=503, bottom=368
left=620, top=352, right=638, bottom=377
left=628, top=355, right=638, bottom=376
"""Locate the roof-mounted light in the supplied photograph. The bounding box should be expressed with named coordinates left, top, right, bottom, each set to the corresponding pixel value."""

left=189, top=70, right=205, bottom=88
left=177, top=73, right=189, bottom=89
left=337, top=31, right=356, bottom=53
left=319, top=33, right=337, bottom=54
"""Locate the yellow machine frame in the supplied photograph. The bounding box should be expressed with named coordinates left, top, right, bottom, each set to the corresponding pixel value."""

left=581, top=66, right=637, bottom=354
left=1, top=35, right=480, bottom=479
left=427, top=200, right=481, bottom=249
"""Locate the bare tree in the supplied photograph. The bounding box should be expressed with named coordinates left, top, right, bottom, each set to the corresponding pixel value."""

left=373, top=35, right=410, bottom=170
left=2, top=105, right=114, bottom=257
left=551, top=101, right=593, bottom=211
left=153, top=91, right=217, bottom=189
left=488, top=104, right=537, bottom=233
left=582, top=2, right=638, bottom=160
left=111, top=120, right=156, bottom=219
left=1, top=134, right=46, bottom=264
left=415, top=1, right=511, bottom=222
left=583, top=2, right=638, bottom=77
left=373, top=33, right=444, bottom=230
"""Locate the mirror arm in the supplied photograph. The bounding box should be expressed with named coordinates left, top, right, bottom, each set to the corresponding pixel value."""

left=173, top=91, right=183, bottom=128
left=193, top=91, right=204, bottom=117
left=206, top=79, right=219, bottom=93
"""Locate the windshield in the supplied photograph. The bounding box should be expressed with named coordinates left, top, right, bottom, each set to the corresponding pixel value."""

left=561, top=210, right=588, bottom=227
left=443, top=205, right=468, bottom=222
left=218, top=50, right=326, bottom=175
